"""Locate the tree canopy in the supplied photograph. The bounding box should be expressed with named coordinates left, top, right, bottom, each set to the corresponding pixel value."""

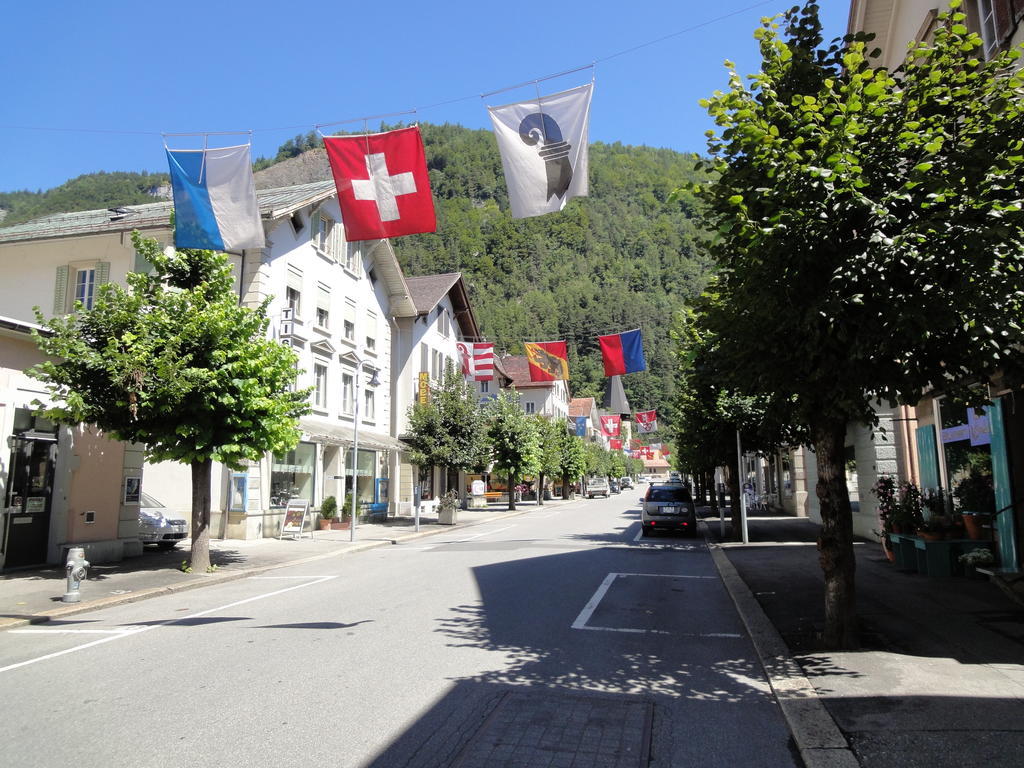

left=692, top=1, right=1024, bottom=647
left=31, top=233, right=310, bottom=571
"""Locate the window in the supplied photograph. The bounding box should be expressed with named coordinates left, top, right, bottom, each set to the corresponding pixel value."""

left=54, top=262, right=109, bottom=315
left=286, top=266, right=303, bottom=319
left=343, top=242, right=360, bottom=274
left=314, top=364, right=328, bottom=408
left=312, top=213, right=342, bottom=259
left=316, top=283, right=330, bottom=329
left=525, top=402, right=536, bottom=415
left=74, top=267, right=96, bottom=310
left=481, top=381, right=489, bottom=394
left=271, top=442, right=316, bottom=508
left=976, top=0, right=999, bottom=58
left=344, top=299, right=356, bottom=342
left=286, top=287, right=301, bottom=317
left=366, top=310, right=377, bottom=351
left=431, top=349, right=442, bottom=381
left=364, top=388, right=375, bottom=421
left=341, top=372, right=354, bottom=415
left=439, top=308, right=451, bottom=338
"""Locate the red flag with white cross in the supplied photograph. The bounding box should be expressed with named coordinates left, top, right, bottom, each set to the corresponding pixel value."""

left=323, top=126, right=436, bottom=241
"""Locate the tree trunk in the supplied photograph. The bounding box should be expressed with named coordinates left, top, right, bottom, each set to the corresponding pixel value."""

left=537, top=472, right=545, bottom=506
left=694, top=472, right=705, bottom=505
left=727, top=464, right=742, bottom=541
left=190, top=458, right=213, bottom=573
left=508, top=473, right=517, bottom=511
left=813, top=419, right=858, bottom=650
left=562, top=475, right=570, bottom=500
left=707, top=470, right=719, bottom=518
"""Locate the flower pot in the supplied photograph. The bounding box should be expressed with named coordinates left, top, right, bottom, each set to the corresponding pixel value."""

left=319, top=519, right=333, bottom=531
left=882, top=537, right=896, bottom=563
left=962, top=514, right=985, bottom=540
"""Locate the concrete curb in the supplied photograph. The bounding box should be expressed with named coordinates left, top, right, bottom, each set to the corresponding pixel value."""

left=706, top=531, right=859, bottom=768
left=1, top=501, right=555, bottom=630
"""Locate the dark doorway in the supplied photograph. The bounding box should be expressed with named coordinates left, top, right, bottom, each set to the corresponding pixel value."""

left=3, top=410, right=59, bottom=570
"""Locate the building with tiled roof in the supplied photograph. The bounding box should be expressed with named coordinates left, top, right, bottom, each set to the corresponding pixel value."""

left=500, top=355, right=570, bottom=422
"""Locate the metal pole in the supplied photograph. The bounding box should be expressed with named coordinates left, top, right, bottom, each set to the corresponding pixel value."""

left=718, top=468, right=726, bottom=539
left=350, top=362, right=361, bottom=543
left=736, top=430, right=749, bottom=544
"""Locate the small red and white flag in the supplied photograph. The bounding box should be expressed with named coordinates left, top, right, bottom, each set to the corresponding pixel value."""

left=323, top=126, right=436, bottom=242
left=609, top=438, right=623, bottom=451
left=457, top=342, right=494, bottom=381
left=600, top=414, right=621, bottom=437
left=635, top=409, right=658, bottom=434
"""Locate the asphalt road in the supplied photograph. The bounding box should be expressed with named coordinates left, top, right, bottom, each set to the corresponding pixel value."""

left=0, top=490, right=797, bottom=768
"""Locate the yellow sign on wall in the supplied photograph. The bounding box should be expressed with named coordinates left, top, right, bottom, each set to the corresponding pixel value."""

left=418, top=371, right=430, bottom=405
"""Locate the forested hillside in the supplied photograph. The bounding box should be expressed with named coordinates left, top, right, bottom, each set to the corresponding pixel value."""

left=0, top=171, right=169, bottom=226
left=0, top=125, right=711, bottom=434
left=395, top=124, right=712, bottom=431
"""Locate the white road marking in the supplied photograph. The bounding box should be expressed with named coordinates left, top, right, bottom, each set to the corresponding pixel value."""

left=9, top=628, right=140, bottom=635
left=420, top=525, right=516, bottom=550
left=0, top=575, right=337, bottom=674
left=571, top=572, right=738, bottom=637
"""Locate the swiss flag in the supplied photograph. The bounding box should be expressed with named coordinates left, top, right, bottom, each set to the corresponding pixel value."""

left=323, top=126, right=436, bottom=241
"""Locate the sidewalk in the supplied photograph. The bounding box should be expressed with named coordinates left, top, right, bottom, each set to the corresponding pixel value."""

left=0, top=500, right=553, bottom=629
left=706, top=509, right=1024, bottom=768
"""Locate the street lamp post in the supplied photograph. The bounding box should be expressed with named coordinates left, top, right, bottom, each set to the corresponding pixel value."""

left=347, top=355, right=380, bottom=543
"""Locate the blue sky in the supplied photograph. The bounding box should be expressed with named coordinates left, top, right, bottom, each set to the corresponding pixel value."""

left=1, top=1, right=849, bottom=193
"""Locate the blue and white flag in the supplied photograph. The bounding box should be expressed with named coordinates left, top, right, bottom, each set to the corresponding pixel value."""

left=166, top=144, right=264, bottom=251
left=487, top=83, right=593, bottom=219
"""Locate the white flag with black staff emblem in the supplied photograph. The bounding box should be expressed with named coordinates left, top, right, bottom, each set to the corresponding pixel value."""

left=487, top=82, right=593, bottom=219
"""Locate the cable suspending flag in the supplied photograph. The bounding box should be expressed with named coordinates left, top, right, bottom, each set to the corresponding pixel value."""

left=166, top=144, right=264, bottom=251
left=599, top=329, right=647, bottom=377
left=457, top=342, right=495, bottom=381
left=487, top=83, right=593, bottom=219
left=524, top=341, right=569, bottom=381
left=323, top=126, right=436, bottom=241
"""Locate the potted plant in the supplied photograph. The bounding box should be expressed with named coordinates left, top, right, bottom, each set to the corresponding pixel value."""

left=438, top=490, right=459, bottom=525
left=958, top=547, right=995, bottom=579
left=954, top=471, right=995, bottom=540
left=319, top=496, right=337, bottom=530
left=871, top=476, right=898, bottom=561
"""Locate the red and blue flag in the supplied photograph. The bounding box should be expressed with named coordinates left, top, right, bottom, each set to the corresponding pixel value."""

left=599, top=329, right=646, bottom=377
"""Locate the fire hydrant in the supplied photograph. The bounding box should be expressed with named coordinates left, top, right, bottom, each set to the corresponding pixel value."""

left=62, top=547, right=89, bottom=603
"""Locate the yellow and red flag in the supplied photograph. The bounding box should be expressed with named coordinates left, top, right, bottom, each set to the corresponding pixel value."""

left=524, top=341, right=569, bottom=381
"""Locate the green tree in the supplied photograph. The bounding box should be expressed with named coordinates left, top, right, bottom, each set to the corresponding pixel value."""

left=558, top=431, right=588, bottom=499
left=695, top=2, right=1024, bottom=647
left=31, top=233, right=309, bottom=572
left=405, top=364, right=490, bottom=493
left=485, top=392, right=541, bottom=511
left=534, top=415, right=566, bottom=505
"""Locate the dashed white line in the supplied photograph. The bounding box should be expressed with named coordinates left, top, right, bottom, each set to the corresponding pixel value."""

left=0, top=575, right=337, bottom=674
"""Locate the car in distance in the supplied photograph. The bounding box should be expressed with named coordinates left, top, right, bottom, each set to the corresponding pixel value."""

left=139, top=492, right=189, bottom=549
left=587, top=477, right=610, bottom=499
left=640, top=483, right=697, bottom=536
left=619, top=476, right=633, bottom=490
left=610, top=478, right=621, bottom=494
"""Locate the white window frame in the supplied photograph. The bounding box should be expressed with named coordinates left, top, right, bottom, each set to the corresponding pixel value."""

left=74, top=266, right=97, bottom=310
left=341, top=371, right=355, bottom=416
left=525, top=401, right=536, bottom=415
left=313, top=363, right=328, bottom=409
left=363, top=387, right=376, bottom=421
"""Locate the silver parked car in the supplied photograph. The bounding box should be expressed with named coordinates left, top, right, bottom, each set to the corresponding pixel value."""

left=138, top=492, right=189, bottom=549
left=640, top=484, right=697, bottom=536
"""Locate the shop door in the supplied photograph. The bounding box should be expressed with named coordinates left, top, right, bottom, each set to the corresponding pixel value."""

left=3, top=435, right=57, bottom=570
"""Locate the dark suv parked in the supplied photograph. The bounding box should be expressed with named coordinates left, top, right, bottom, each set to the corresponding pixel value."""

left=640, top=484, right=697, bottom=536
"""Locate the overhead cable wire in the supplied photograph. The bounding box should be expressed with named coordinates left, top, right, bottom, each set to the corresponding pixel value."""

left=0, top=1, right=782, bottom=138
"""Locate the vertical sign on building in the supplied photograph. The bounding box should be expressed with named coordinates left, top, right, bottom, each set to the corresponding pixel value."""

left=418, top=371, right=430, bottom=405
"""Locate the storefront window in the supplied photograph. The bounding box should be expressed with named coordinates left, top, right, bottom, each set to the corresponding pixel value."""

left=941, top=400, right=996, bottom=515
left=271, top=442, right=316, bottom=508
left=346, top=448, right=376, bottom=503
